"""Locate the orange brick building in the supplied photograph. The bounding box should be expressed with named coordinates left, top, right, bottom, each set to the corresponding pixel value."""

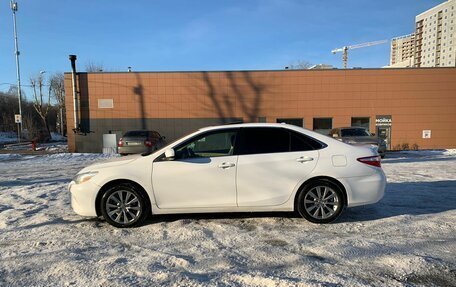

left=64, top=68, right=456, bottom=153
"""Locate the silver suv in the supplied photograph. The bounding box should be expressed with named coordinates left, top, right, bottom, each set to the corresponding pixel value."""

left=329, top=127, right=386, bottom=158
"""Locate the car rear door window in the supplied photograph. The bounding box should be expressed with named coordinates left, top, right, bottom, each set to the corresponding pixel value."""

left=237, top=128, right=289, bottom=155
left=290, top=131, right=325, bottom=151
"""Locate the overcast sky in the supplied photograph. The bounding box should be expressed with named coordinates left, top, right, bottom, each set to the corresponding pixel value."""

left=0, top=0, right=444, bottom=98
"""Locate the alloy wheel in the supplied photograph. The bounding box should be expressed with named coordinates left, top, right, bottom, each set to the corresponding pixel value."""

left=105, top=189, right=142, bottom=224
left=303, top=185, right=340, bottom=220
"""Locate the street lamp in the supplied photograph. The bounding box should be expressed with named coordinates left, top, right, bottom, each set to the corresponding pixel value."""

left=11, top=0, right=22, bottom=142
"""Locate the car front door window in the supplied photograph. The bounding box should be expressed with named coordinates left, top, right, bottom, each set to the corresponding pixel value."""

left=175, top=130, right=237, bottom=159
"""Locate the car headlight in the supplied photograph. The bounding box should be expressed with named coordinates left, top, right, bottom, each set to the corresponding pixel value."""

left=72, top=171, right=98, bottom=185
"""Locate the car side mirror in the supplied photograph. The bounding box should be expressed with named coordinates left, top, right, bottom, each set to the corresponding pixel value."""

left=164, top=148, right=175, bottom=160
left=332, top=134, right=338, bottom=138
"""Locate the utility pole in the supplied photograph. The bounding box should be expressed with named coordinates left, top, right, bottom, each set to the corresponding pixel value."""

left=11, top=0, right=23, bottom=142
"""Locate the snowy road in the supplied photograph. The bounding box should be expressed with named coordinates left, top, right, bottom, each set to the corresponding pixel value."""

left=0, top=151, right=455, bottom=286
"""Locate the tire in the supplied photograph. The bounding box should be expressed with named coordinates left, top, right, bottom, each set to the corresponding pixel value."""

left=296, top=180, right=344, bottom=224
left=100, top=183, right=149, bottom=228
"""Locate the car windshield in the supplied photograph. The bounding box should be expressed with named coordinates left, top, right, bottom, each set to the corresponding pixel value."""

left=124, top=131, right=149, bottom=137
left=341, top=128, right=370, bottom=137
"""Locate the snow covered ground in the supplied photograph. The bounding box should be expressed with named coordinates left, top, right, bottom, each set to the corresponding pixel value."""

left=0, top=132, right=67, bottom=153
left=0, top=151, right=455, bottom=286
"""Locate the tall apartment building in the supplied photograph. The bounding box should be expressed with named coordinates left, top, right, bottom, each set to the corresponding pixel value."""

left=390, top=33, right=415, bottom=67
left=414, top=0, right=456, bottom=67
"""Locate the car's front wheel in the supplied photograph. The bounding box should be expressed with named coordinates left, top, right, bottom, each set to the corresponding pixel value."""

left=297, top=180, right=344, bottom=224
left=100, top=183, right=149, bottom=228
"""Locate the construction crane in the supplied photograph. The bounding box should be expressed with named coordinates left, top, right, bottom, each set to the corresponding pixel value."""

left=332, top=40, right=388, bottom=69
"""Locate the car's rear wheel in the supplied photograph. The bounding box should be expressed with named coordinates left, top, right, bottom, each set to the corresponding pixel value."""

left=297, top=180, right=344, bottom=223
left=100, top=183, right=149, bottom=228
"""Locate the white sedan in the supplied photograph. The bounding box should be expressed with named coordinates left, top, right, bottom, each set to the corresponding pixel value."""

left=69, top=123, right=386, bottom=228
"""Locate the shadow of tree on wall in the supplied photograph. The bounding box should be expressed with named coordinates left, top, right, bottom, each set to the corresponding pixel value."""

left=133, top=73, right=147, bottom=130
left=229, top=71, right=264, bottom=123
left=199, top=71, right=266, bottom=123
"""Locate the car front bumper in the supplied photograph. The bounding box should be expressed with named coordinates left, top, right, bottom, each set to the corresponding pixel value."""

left=68, top=180, right=100, bottom=217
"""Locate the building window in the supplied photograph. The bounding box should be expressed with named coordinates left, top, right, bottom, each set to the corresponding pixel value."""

left=351, top=117, right=370, bottom=131
left=276, top=118, right=303, bottom=127
left=313, top=118, right=332, bottom=135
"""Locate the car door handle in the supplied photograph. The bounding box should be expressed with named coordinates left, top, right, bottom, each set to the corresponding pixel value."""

left=296, top=156, right=314, bottom=163
left=218, top=162, right=235, bottom=169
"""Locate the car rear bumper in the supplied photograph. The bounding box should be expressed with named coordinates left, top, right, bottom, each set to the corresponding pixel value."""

left=68, top=181, right=99, bottom=217
left=118, top=146, right=150, bottom=154
left=341, top=170, right=386, bottom=207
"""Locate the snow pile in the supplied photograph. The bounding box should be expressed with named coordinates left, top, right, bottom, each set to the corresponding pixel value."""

left=51, top=132, right=67, bottom=142
left=44, top=143, right=68, bottom=153
left=0, top=151, right=455, bottom=286
left=389, top=148, right=456, bottom=157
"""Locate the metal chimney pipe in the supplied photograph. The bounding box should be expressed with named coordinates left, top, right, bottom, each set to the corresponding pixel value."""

left=69, top=55, right=79, bottom=132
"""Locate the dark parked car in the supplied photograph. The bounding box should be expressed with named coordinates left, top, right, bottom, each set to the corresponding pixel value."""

left=329, top=127, right=386, bottom=158
left=118, top=130, right=165, bottom=155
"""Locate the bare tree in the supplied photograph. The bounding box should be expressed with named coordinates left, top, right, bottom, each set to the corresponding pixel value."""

left=287, top=60, right=313, bottom=69
left=85, top=61, right=104, bottom=72
left=30, top=74, right=51, bottom=138
left=49, top=73, right=66, bottom=135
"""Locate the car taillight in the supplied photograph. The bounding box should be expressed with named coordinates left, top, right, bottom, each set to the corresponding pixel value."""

left=144, top=140, right=153, bottom=147
left=118, top=138, right=124, bottom=147
left=357, top=156, right=381, bottom=168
